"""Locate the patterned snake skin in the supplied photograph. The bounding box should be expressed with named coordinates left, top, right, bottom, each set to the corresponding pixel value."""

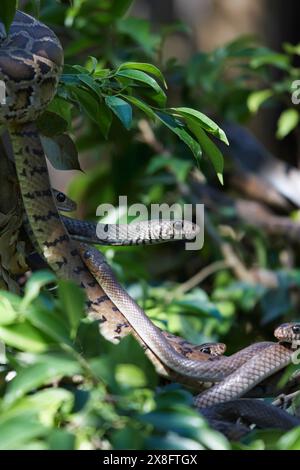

left=52, top=190, right=201, bottom=246
left=1, top=11, right=298, bottom=403
left=81, top=244, right=295, bottom=383
left=194, top=323, right=300, bottom=407
left=0, top=10, right=135, bottom=345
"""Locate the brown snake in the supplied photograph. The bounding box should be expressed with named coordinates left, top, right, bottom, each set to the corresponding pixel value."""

left=194, top=323, right=300, bottom=407
left=81, top=244, right=296, bottom=384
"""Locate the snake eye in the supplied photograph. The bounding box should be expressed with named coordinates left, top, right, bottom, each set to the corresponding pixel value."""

left=173, top=221, right=183, bottom=231
left=201, top=347, right=211, bottom=355
left=292, top=325, right=300, bottom=335
left=56, top=192, right=66, bottom=203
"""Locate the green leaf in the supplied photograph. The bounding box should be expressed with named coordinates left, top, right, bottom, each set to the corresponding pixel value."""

left=185, top=119, right=224, bottom=184
left=250, top=52, right=291, bottom=70
left=48, top=429, right=75, bottom=451
left=118, top=62, right=167, bottom=88
left=260, top=284, right=290, bottom=324
left=155, top=389, right=193, bottom=409
left=87, top=56, right=98, bottom=75
left=116, top=69, right=166, bottom=106
left=171, top=107, right=228, bottom=144
left=121, top=95, right=156, bottom=119
left=58, top=280, right=85, bottom=339
left=156, top=112, right=202, bottom=161
left=283, top=43, right=300, bottom=56
left=78, top=74, right=102, bottom=99
left=115, top=364, right=147, bottom=388
left=41, top=134, right=81, bottom=171
left=0, top=292, right=20, bottom=325
left=276, top=108, right=300, bottom=140
left=0, top=323, right=50, bottom=353
left=146, top=155, right=192, bottom=183
left=140, top=407, right=206, bottom=440
left=197, top=427, right=230, bottom=450
left=110, top=0, right=135, bottom=18
left=4, top=355, right=82, bottom=406
left=0, top=411, right=47, bottom=450
left=22, top=271, right=56, bottom=309
left=6, top=388, right=74, bottom=427
left=172, top=293, right=222, bottom=320
left=278, top=427, right=300, bottom=450
left=48, top=97, right=72, bottom=130
left=37, top=112, right=68, bottom=137
left=25, top=304, right=72, bottom=345
left=105, top=96, right=133, bottom=130
left=247, top=89, right=274, bottom=113
left=147, top=433, right=204, bottom=450
left=72, top=87, right=112, bottom=137
left=0, top=0, right=17, bottom=34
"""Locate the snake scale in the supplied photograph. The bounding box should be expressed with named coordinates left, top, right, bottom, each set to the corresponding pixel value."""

left=1, top=10, right=299, bottom=417
left=37, top=190, right=201, bottom=246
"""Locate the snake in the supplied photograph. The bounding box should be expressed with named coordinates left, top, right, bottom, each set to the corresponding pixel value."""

left=0, top=10, right=234, bottom=379
left=80, top=243, right=286, bottom=382
left=0, top=11, right=123, bottom=343
left=199, top=398, right=300, bottom=440
left=50, top=190, right=201, bottom=246
left=33, top=195, right=228, bottom=364
left=47, top=193, right=300, bottom=399
left=34, top=192, right=224, bottom=362
left=194, top=322, right=300, bottom=407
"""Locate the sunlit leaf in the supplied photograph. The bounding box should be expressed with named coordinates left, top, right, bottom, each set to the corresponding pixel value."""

left=0, top=412, right=46, bottom=450
left=118, top=62, right=167, bottom=88
left=42, top=134, right=81, bottom=171
left=155, top=112, right=202, bottom=161
left=4, top=355, right=81, bottom=406
left=171, top=107, right=228, bottom=144
left=57, top=280, right=85, bottom=338
left=276, top=108, right=300, bottom=139
left=0, top=323, right=51, bottom=353
left=185, top=119, right=224, bottom=184
left=116, top=69, right=166, bottom=106
left=22, top=271, right=56, bottom=309
left=247, top=89, right=274, bottom=113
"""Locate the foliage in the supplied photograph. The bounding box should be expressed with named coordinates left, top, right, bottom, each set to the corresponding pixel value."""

left=0, top=273, right=230, bottom=450
left=185, top=36, right=300, bottom=138
left=0, top=0, right=300, bottom=451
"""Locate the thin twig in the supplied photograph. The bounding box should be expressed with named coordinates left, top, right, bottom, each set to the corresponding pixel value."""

left=172, top=260, right=230, bottom=298
left=273, top=390, right=300, bottom=410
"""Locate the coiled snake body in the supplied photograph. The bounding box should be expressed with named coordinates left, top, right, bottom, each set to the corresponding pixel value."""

left=0, top=11, right=128, bottom=344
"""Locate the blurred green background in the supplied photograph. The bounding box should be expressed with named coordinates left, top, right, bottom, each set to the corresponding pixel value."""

left=0, top=0, right=300, bottom=450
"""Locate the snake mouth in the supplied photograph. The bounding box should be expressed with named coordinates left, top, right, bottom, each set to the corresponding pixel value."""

left=278, top=340, right=299, bottom=351
left=275, top=322, right=300, bottom=346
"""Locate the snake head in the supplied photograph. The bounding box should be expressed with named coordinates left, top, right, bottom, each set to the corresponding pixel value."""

left=0, top=11, right=64, bottom=124
left=53, top=189, right=77, bottom=212
left=274, top=322, right=300, bottom=348
left=197, top=342, right=226, bottom=356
